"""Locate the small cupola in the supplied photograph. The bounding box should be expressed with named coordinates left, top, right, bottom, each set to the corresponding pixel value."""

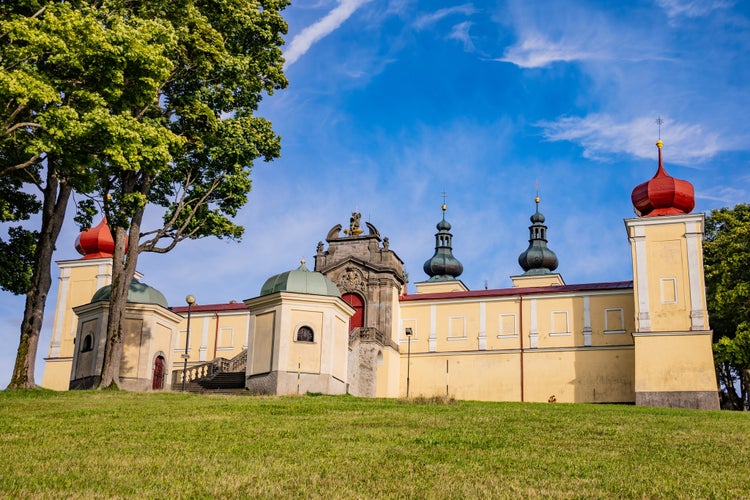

left=631, top=140, right=695, bottom=217
left=517, top=196, right=559, bottom=275
left=423, top=203, right=464, bottom=281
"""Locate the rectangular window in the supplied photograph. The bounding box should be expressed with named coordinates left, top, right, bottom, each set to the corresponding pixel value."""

left=402, top=319, right=417, bottom=341
left=498, top=313, right=518, bottom=337
left=218, top=327, right=234, bottom=350
left=604, top=308, right=625, bottom=333
left=448, top=316, right=466, bottom=339
left=661, top=277, right=678, bottom=304
left=174, top=330, right=189, bottom=351
left=550, top=311, right=570, bottom=336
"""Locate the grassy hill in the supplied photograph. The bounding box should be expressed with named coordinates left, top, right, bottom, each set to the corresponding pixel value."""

left=1, top=390, right=748, bottom=498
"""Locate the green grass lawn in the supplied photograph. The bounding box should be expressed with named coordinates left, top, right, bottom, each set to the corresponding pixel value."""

left=1, top=390, right=748, bottom=498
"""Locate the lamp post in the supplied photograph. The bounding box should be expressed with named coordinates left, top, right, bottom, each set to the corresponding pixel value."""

left=181, top=294, right=196, bottom=392
left=405, top=327, right=413, bottom=398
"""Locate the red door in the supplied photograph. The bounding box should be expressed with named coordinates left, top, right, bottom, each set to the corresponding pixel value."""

left=342, top=293, right=364, bottom=332
left=152, top=356, right=165, bottom=390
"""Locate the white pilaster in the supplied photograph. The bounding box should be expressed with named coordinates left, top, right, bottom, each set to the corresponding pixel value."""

left=478, top=302, right=487, bottom=350
left=630, top=224, right=651, bottom=332
left=529, top=299, right=538, bottom=349
left=429, top=305, right=437, bottom=352
left=50, top=267, right=71, bottom=357
left=199, top=317, right=209, bottom=361
left=583, top=295, right=592, bottom=346
left=685, top=220, right=706, bottom=330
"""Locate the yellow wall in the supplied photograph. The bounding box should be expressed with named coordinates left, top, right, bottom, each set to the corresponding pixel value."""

left=42, top=258, right=113, bottom=390
left=287, top=309, right=324, bottom=374
left=634, top=333, right=718, bottom=392
left=644, top=224, right=691, bottom=332
left=249, top=311, right=275, bottom=375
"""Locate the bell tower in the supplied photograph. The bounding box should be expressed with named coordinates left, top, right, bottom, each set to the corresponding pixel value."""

left=626, top=140, right=719, bottom=409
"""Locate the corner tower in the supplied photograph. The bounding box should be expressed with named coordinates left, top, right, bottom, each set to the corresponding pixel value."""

left=42, top=219, right=117, bottom=390
left=625, top=140, right=719, bottom=409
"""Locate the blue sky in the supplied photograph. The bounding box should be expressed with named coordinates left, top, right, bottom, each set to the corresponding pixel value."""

left=2, top=0, right=749, bottom=387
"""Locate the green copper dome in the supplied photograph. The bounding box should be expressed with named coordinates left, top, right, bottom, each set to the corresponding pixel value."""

left=91, top=279, right=169, bottom=308
left=260, top=262, right=341, bottom=297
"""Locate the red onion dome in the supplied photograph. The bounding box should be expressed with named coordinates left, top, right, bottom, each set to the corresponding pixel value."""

left=75, top=218, right=117, bottom=259
left=631, top=140, right=695, bottom=217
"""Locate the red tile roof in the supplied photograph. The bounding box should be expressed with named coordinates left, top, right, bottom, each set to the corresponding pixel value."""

left=400, top=281, right=633, bottom=302
left=171, top=302, right=248, bottom=314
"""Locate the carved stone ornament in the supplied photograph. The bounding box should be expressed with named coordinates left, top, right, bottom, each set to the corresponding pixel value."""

left=344, top=212, right=364, bottom=237
left=337, top=267, right=366, bottom=292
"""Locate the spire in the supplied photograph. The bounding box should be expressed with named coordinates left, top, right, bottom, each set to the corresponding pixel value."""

left=423, top=202, right=463, bottom=281
left=517, top=196, right=559, bottom=275
left=631, top=139, right=695, bottom=217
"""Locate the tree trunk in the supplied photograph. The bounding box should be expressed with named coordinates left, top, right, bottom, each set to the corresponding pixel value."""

left=7, top=170, right=72, bottom=389
left=97, top=206, right=145, bottom=389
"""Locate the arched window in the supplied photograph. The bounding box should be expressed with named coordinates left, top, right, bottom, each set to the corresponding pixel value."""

left=80, top=334, right=93, bottom=353
left=296, top=326, right=314, bottom=343
left=342, top=293, right=365, bottom=332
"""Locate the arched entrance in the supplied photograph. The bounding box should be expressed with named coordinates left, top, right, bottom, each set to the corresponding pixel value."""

left=342, top=293, right=365, bottom=332
left=152, top=355, right=166, bottom=390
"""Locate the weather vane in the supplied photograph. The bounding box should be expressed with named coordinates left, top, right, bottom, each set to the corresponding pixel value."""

left=656, top=116, right=664, bottom=139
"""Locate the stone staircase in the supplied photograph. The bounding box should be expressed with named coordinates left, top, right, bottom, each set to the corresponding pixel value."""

left=172, top=349, right=248, bottom=394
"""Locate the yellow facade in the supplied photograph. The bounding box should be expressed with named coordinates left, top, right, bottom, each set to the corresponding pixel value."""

left=41, top=257, right=114, bottom=390
left=398, top=286, right=636, bottom=402
left=43, top=209, right=719, bottom=409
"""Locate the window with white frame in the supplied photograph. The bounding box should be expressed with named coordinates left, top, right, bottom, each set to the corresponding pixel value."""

left=498, top=313, right=517, bottom=337
left=448, top=316, right=466, bottom=339
left=604, top=308, right=625, bottom=333
left=218, top=327, right=234, bottom=349
left=660, top=277, right=678, bottom=304
left=174, top=330, right=189, bottom=351
left=402, top=319, right=417, bottom=341
left=550, top=311, right=570, bottom=335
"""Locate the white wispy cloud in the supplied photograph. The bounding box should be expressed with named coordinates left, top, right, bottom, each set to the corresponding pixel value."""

left=497, top=33, right=600, bottom=68
left=656, top=0, right=734, bottom=19
left=537, top=114, right=722, bottom=165
left=448, top=21, right=474, bottom=51
left=413, top=4, right=476, bottom=30
left=284, top=0, right=373, bottom=68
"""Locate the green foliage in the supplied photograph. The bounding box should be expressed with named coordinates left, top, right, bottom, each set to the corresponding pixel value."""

left=0, top=176, right=40, bottom=295
left=1, top=392, right=749, bottom=498
left=0, top=226, right=38, bottom=294
left=705, top=204, right=750, bottom=409
left=94, top=0, right=289, bottom=249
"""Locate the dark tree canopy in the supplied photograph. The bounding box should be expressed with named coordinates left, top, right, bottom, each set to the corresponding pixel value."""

left=705, top=204, right=750, bottom=410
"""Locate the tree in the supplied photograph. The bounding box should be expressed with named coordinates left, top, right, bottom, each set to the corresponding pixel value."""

left=92, top=0, right=288, bottom=388
left=2, top=1, right=179, bottom=388
left=704, top=204, right=750, bottom=410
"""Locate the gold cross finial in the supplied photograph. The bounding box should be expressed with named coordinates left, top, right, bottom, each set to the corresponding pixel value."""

left=441, top=191, right=447, bottom=211
left=535, top=180, right=540, bottom=204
